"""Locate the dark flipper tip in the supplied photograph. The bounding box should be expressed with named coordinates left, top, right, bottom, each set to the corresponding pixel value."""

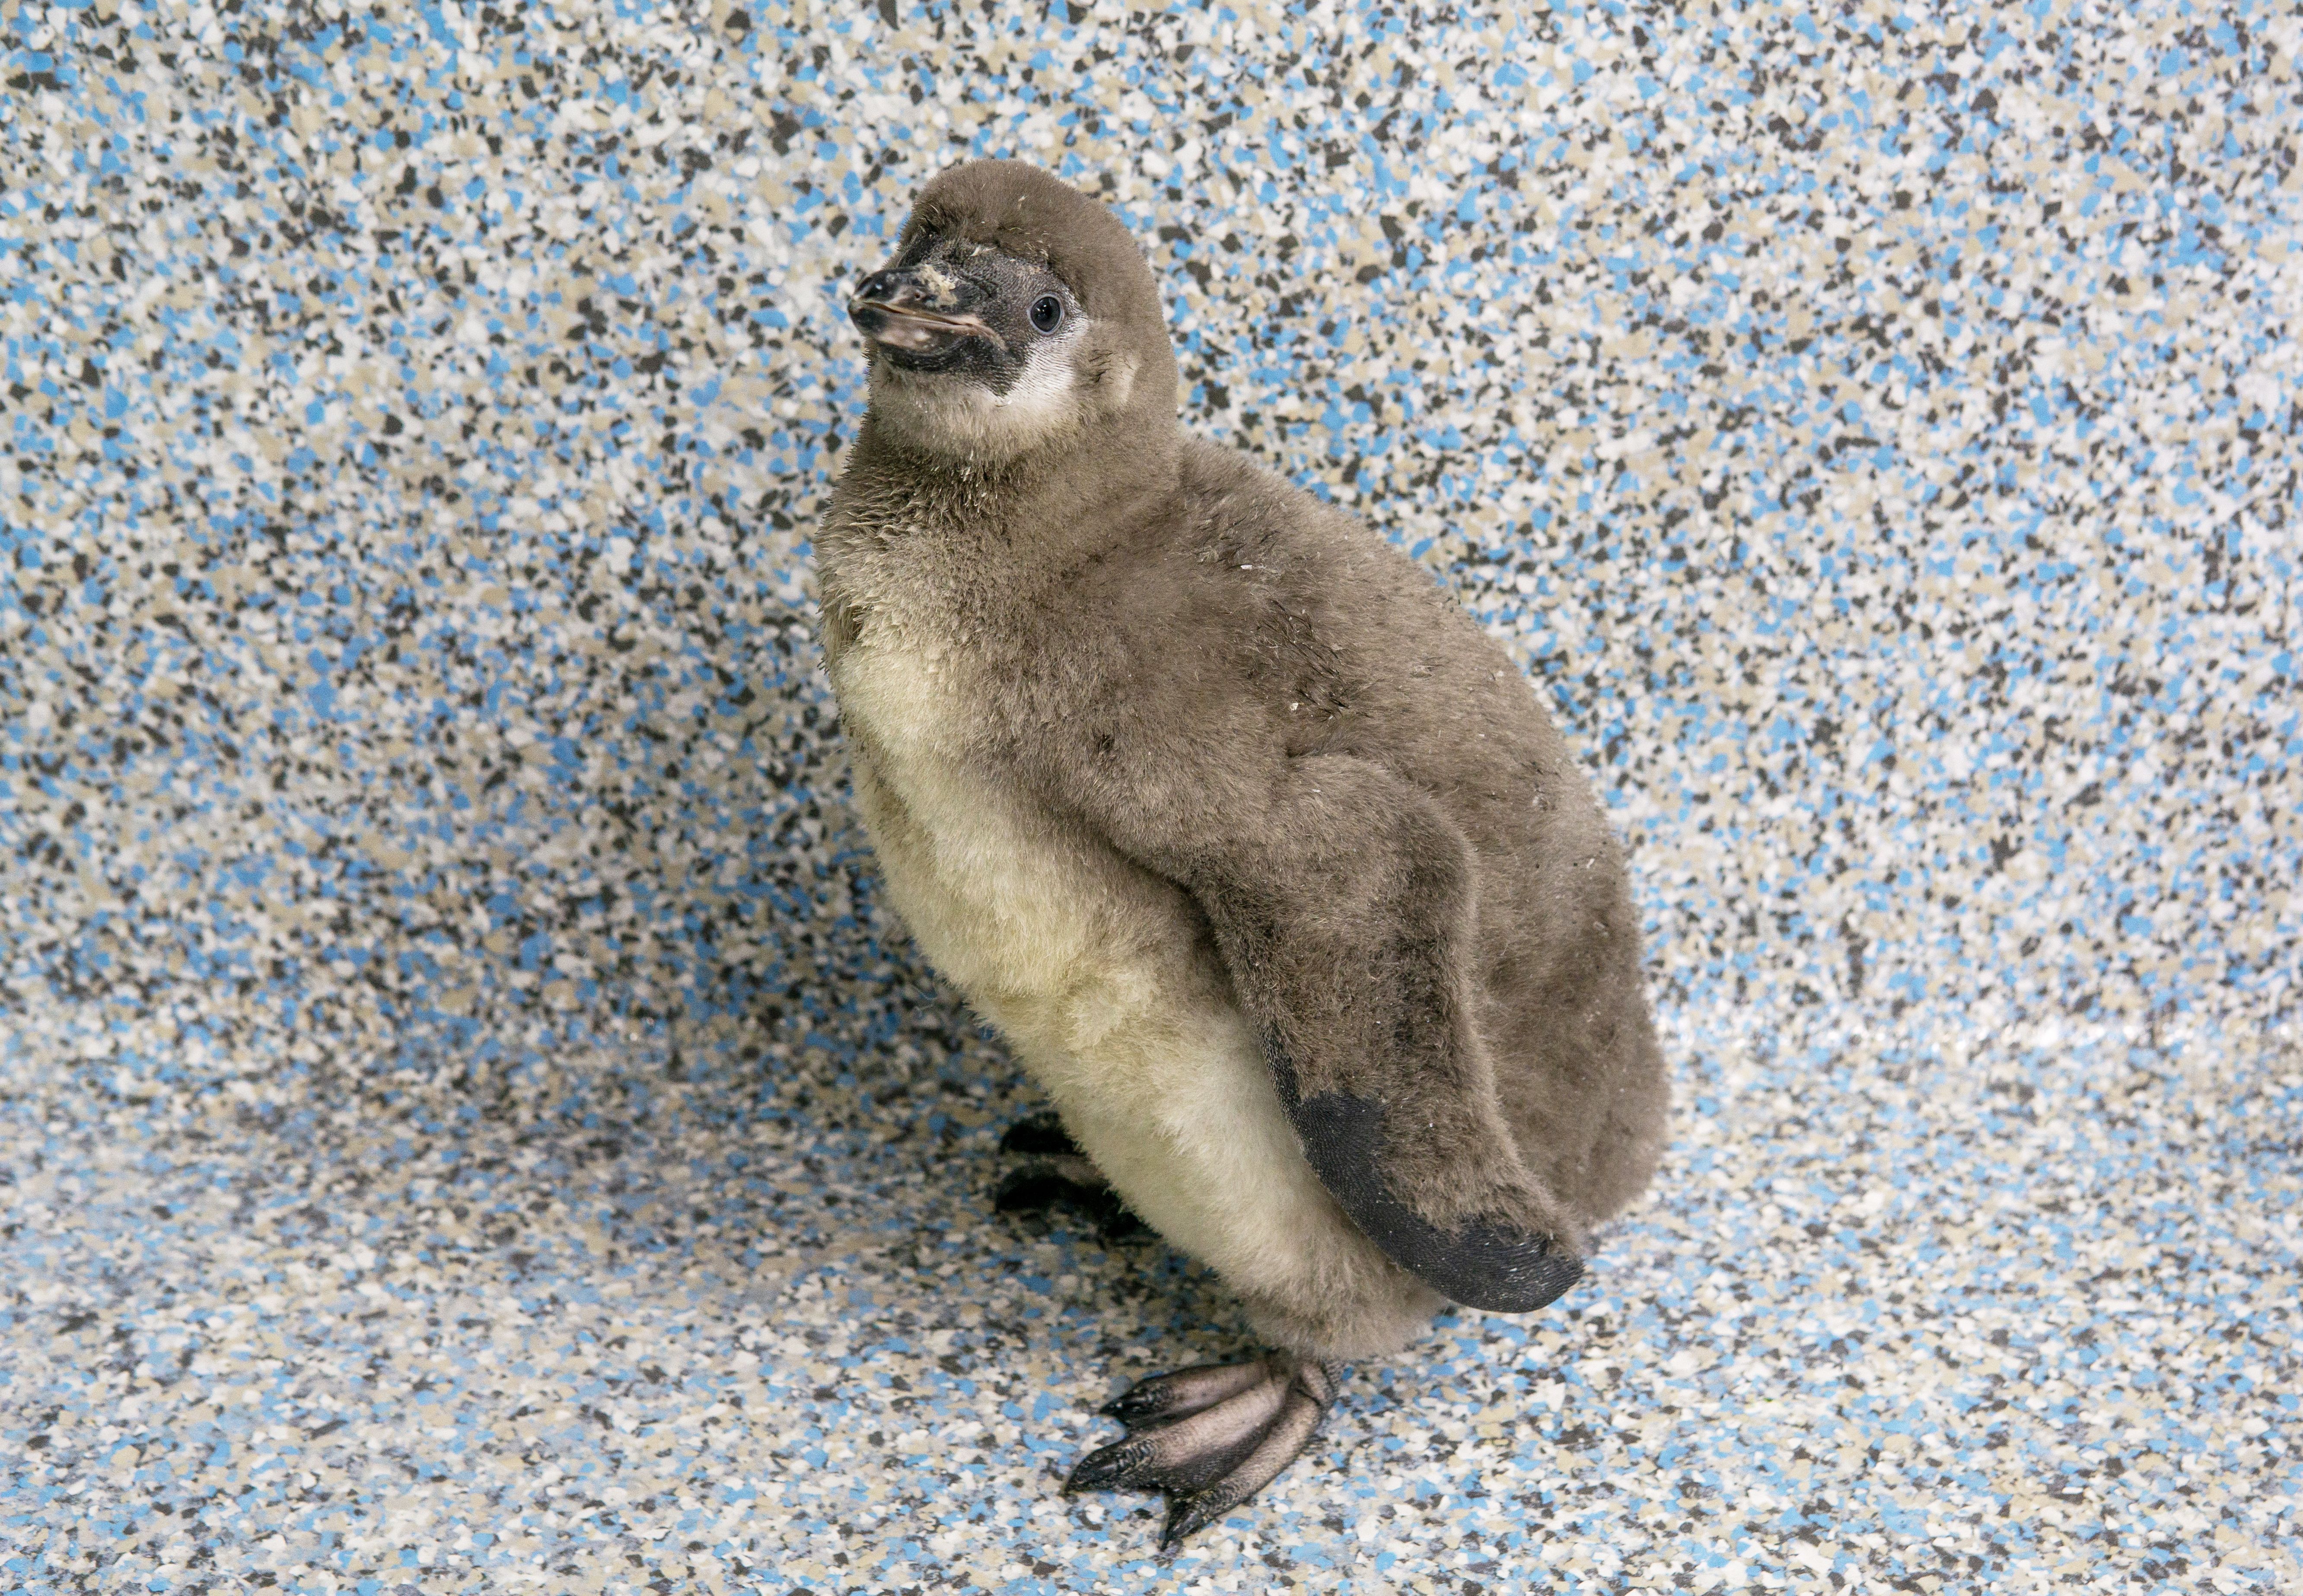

left=1440, top=1225, right=1584, bottom=1314
left=1284, top=1088, right=1587, bottom=1314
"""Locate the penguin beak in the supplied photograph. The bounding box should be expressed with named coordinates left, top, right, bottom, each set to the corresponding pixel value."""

left=848, top=265, right=1003, bottom=358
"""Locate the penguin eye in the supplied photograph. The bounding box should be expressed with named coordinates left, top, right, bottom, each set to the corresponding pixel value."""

left=1029, top=294, right=1065, bottom=334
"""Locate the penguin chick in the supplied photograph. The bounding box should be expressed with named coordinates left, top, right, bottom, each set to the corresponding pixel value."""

left=819, top=159, right=1668, bottom=1551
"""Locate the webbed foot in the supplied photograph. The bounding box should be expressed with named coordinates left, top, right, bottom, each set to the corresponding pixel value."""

left=1066, top=1352, right=1339, bottom=1551
left=996, top=1109, right=1080, bottom=1157
left=994, top=1110, right=1146, bottom=1240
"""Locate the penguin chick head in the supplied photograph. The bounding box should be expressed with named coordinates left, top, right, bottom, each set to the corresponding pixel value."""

left=849, top=160, right=1177, bottom=465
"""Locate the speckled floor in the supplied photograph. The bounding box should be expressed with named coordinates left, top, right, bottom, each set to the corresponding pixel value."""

left=3, top=1, right=2299, bottom=1592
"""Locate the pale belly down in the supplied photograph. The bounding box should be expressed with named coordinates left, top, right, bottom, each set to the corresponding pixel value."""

left=845, top=744, right=1350, bottom=1302
left=830, top=641, right=1435, bottom=1357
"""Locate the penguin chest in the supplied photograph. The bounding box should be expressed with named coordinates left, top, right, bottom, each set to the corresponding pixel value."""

left=830, top=634, right=1374, bottom=1314
left=829, top=634, right=1211, bottom=1069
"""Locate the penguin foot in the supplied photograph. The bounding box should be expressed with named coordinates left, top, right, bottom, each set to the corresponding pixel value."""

left=994, top=1112, right=1147, bottom=1240
left=1066, top=1352, right=1339, bottom=1552
left=997, top=1109, right=1079, bottom=1157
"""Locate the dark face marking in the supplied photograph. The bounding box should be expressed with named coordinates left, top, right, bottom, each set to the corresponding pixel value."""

left=847, top=234, right=1078, bottom=396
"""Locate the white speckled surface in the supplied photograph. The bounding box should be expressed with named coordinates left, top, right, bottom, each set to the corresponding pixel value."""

left=3, top=0, right=2299, bottom=1591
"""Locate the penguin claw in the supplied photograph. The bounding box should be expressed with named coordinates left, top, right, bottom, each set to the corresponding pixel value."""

left=1066, top=1353, right=1339, bottom=1551
left=1099, top=1357, right=1271, bottom=1422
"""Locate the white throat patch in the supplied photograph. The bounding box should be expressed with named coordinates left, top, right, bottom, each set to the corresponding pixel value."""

left=870, top=324, right=1086, bottom=461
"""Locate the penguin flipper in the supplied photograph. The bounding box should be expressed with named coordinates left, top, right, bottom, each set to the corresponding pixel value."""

left=1268, top=1052, right=1582, bottom=1314
left=1096, top=752, right=1585, bottom=1314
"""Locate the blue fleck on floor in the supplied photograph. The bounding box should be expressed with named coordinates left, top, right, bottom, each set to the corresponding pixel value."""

left=2, top=1, right=2298, bottom=1593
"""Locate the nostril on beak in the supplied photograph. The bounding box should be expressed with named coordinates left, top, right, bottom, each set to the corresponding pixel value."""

left=844, top=265, right=998, bottom=354
left=848, top=270, right=927, bottom=336
left=850, top=269, right=906, bottom=308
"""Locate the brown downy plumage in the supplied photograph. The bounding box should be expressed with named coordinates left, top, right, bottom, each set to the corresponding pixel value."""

left=818, top=158, right=1668, bottom=1552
